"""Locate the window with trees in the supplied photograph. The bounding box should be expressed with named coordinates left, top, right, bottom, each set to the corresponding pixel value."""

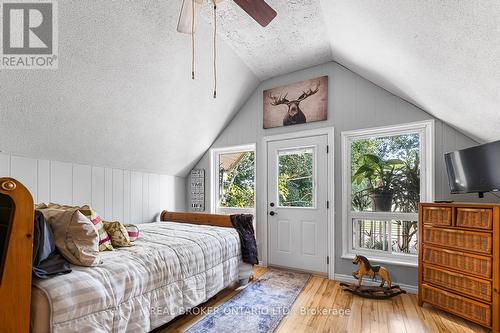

left=278, top=147, right=315, bottom=208
left=211, top=145, right=256, bottom=214
left=342, top=121, right=434, bottom=265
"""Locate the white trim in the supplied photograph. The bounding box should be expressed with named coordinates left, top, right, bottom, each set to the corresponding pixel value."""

left=341, top=120, right=435, bottom=266
left=340, top=252, right=418, bottom=268
left=261, top=127, right=335, bottom=279
left=333, top=273, right=418, bottom=294
left=209, top=144, right=256, bottom=214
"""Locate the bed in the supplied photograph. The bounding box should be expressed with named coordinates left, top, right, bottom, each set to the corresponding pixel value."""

left=0, top=178, right=253, bottom=333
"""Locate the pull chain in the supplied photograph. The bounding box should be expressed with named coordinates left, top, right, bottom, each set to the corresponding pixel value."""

left=191, top=0, right=195, bottom=80
left=213, top=1, right=217, bottom=99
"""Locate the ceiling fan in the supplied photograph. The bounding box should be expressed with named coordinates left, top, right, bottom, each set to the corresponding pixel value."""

left=177, top=0, right=277, bottom=99
left=177, top=0, right=277, bottom=34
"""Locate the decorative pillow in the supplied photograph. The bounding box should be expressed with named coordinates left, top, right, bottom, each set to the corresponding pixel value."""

left=39, top=208, right=101, bottom=266
left=103, top=221, right=134, bottom=247
left=124, top=224, right=140, bottom=242
left=79, top=205, right=114, bottom=251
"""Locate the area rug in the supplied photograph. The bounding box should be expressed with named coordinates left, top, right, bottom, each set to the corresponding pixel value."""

left=185, top=269, right=310, bottom=333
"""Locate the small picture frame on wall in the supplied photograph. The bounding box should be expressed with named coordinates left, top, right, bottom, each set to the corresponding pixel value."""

left=263, top=76, right=328, bottom=129
left=190, top=169, right=205, bottom=212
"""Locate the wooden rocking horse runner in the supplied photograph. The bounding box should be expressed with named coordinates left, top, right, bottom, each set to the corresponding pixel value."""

left=340, top=255, right=406, bottom=299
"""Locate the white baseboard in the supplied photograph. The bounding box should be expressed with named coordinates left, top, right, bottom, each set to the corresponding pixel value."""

left=333, top=273, right=418, bottom=294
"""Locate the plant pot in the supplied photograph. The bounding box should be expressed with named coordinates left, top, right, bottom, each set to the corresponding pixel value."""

left=370, top=190, right=393, bottom=212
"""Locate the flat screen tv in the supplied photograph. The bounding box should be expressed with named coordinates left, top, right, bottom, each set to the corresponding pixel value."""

left=445, top=140, right=500, bottom=197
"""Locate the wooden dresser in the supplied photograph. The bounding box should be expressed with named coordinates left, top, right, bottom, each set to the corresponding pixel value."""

left=418, top=203, right=500, bottom=332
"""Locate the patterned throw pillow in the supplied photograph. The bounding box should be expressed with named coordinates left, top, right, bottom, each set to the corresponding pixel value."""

left=124, top=224, right=139, bottom=242
left=39, top=208, right=101, bottom=266
left=102, top=221, right=133, bottom=247
left=79, top=205, right=113, bottom=251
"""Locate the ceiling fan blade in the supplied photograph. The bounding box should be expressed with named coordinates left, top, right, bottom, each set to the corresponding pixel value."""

left=177, top=0, right=203, bottom=34
left=233, top=0, right=277, bottom=27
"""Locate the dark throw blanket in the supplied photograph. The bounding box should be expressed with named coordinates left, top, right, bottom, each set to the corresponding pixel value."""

left=33, top=210, right=72, bottom=279
left=230, top=214, right=258, bottom=265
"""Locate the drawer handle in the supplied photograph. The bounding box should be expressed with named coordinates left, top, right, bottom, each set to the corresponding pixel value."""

left=458, top=208, right=488, bottom=212
left=441, top=229, right=465, bottom=234
left=440, top=248, right=463, bottom=256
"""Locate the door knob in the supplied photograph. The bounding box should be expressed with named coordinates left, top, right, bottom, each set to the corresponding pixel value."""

left=269, top=211, right=277, bottom=216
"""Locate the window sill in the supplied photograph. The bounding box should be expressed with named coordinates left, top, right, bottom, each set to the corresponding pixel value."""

left=341, top=252, right=418, bottom=268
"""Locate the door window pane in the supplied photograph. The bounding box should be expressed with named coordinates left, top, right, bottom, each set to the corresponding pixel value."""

left=278, top=147, right=315, bottom=207
left=351, top=133, right=420, bottom=213
left=218, top=151, right=255, bottom=208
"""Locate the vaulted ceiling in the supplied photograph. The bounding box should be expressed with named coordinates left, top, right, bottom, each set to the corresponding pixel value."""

left=1, top=0, right=498, bottom=177
left=206, top=0, right=500, bottom=143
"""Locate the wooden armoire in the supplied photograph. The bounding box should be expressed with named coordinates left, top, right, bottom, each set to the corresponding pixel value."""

left=418, top=202, right=500, bottom=332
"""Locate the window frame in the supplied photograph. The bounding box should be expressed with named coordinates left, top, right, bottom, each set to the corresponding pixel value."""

left=341, top=120, right=434, bottom=267
left=210, top=144, right=256, bottom=214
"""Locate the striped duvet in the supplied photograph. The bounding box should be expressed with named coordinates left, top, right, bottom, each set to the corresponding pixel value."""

left=32, top=222, right=245, bottom=333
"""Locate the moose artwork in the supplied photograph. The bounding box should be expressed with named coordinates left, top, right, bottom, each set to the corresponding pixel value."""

left=263, top=76, right=328, bottom=129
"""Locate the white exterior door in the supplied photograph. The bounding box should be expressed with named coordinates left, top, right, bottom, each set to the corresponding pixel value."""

left=267, top=135, right=329, bottom=274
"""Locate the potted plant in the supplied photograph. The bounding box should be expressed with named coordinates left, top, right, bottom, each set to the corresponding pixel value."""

left=352, top=154, right=404, bottom=212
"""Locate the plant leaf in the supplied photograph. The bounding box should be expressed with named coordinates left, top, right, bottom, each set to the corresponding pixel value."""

left=361, top=154, right=381, bottom=164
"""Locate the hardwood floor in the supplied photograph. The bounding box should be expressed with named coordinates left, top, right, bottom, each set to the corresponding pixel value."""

left=159, top=267, right=488, bottom=333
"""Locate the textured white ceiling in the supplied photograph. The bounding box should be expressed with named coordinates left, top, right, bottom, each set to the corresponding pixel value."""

left=321, top=0, right=500, bottom=143
left=200, top=0, right=332, bottom=79
left=0, top=0, right=258, bottom=176
left=204, top=0, right=500, bottom=143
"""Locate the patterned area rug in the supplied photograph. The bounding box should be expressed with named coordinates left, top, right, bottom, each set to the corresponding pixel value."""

left=185, top=269, right=310, bottom=333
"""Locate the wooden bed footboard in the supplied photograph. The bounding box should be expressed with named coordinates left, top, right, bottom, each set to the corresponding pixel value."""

left=160, top=210, right=234, bottom=228
left=0, top=178, right=34, bottom=333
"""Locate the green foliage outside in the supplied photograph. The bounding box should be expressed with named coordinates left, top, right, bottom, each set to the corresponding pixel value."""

left=219, top=149, right=315, bottom=209
left=278, top=151, right=314, bottom=207
left=351, top=134, right=420, bottom=254
left=219, top=152, right=255, bottom=208
left=351, top=134, right=420, bottom=212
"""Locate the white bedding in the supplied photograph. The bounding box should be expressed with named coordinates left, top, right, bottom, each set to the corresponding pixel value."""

left=32, top=222, right=250, bottom=333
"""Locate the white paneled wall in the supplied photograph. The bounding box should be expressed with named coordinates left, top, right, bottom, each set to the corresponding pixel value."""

left=0, top=152, right=186, bottom=223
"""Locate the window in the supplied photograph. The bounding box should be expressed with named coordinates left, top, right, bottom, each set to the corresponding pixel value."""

left=278, top=147, right=315, bottom=208
left=342, top=121, right=434, bottom=266
left=211, top=145, right=256, bottom=214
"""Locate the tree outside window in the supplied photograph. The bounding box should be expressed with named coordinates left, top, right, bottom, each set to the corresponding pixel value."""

left=218, top=152, right=255, bottom=208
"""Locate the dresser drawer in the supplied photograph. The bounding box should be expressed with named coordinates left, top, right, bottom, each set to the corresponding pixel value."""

left=422, top=246, right=492, bottom=279
left=421, top=284, right=491, bottom=327
left=422, top=207, right=452, bottom=226
left=423, top=226, right=492, bottom=254
left=456, top=208, right=493, bottom=230
left=423, top=264, right=492, bottom=302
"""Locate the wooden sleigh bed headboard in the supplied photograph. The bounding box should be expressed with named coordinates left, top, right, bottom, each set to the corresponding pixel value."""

left=0, top=177, right=234, bottom=333
left=0, top=178, right=34, bottom=333
left=160, top=210, right=234, bottom=228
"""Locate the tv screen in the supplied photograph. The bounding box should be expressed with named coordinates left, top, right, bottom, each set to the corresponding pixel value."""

left=445, top=140, right=500, bottom=195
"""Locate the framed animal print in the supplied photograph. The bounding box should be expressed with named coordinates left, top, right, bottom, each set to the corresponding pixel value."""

left=263, top=76, right=328, bottom=129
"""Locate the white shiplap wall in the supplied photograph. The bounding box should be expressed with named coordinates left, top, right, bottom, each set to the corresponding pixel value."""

left=0, top=152, right=186, bottom=223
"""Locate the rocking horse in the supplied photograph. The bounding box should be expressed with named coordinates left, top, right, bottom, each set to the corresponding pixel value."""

left=340, top=255, right=406, bottom=299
